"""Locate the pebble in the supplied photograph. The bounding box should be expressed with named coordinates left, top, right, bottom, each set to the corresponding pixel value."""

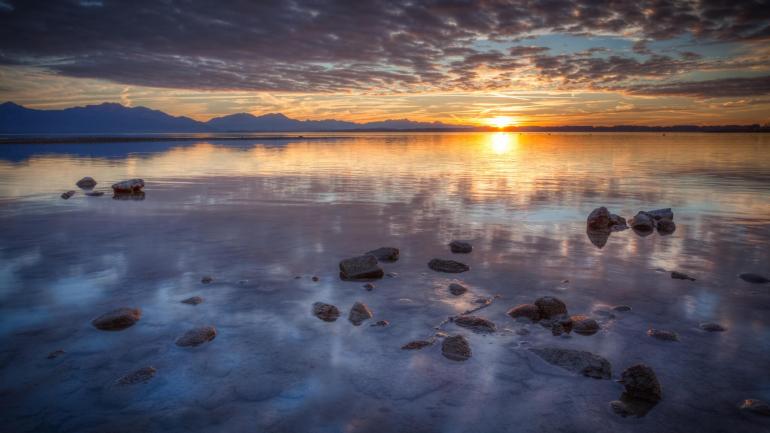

left=453, top=315, right=496, bottom=333
left=116, top=366, right=157, bottom=385
left=441, top=335, right=471, bottom=361
left=181, top=296, right=203, bottom=305
left=371, top=320, right=389, bottom=327
left=699, top=322, right=726, bottom=332
left=647, top=328, right=679, bottom=341
left=365, top=247, right=399, bottom=262
left=570, top=315, right=600, bottom=335
left=175, top=326, right=217, bottom=347
left=85, top=191, right=104, bottom=197
left=401, top=340, right=432, bottom=350
left=91, top=308, right=141, bottom=331
left=363, top=283, right=375, bottom=291
left=339, top=255, right=384, bottom=280
left=348, top=301, right=373, bottom=326
left=448, top=283, right=468, bottom=296
left=76, top=176, right=97, bottom=188
left=534, top=296, right=568, bottom=319
left=312, top=302, right=340, bottom=322
left=507, top=304, right=541, bottom=321
left=201, top=276, right=213, bottom=284
left=612, top=305, right=632, bottom=312
left=47, top=349, right=65, bottom=359
left=449, top=240, right=473, bottom=253
left=60, top=190, right=75, bottom=199
left=619, top=364, right=662, bottom=402
left=530, top=347, right=611, bottom=379
left=428, top=258, right=469, bottom=273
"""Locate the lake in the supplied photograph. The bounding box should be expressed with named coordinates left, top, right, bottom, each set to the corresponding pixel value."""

left=1, top=132, right=769, bottom=432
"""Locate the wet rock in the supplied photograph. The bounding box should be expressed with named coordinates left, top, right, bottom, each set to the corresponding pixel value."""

left=386, top=272, right=398, bottom=278
left=656, top=219, right=676, bottom=235
left=570, top=315, right=600, bottom=335
left=534, top=296, right=568, bottom=319
left=181, top=296, right=203, bottom=305
left=587, top=207, right=610, bottom=230
left=441, top=335, right=471, bottom=361
left=671, top=271, right=695, bottom=281
left=84, top=191, right=104, bottom=197
left=348, top=301, right=373, bottom=326
left=530, top=347, right=611, bottom=379
left=365, top=247, right=399, bottom=262
left=312, top=276, right=319, bottom=282
left=738, top=399, right=770, bottom=416
left=608, top=213, right=628, bottom=230
left=339, top=255, right=384, bottom=280
left=647, top=328, right=679, bottom=341
left=610, top=396, right=658, bottom=418
left=76, top=176, right=97, bottom=189
left=363, top=283, right=375, bottom=291
left=312, top=302, right=340, bottom=322
left=612, top=305, right=632, bottom=312
left=453, top=315, right=496, bottom=333
left=699, top=322, right=726, bottom=332
left=630, top=211, right=655, bottom=232
left=645, top=208, right=674, bottom=221
left=449, top=240, right=473, bottom=253
left=507, top=304, right=541, bottom=322
left=619, top=364, right=662, bottom=402
left=371, top=320, right=389, bottom=327
left=201, top=276, right=213, bottom=284
left=175, top=326, right=217, bottom=347
left=111, top=178, right=145, bottom=193
left=47, top=349, right=65, bottom=359
left=739, top=273, right=770, bottom=284
left=116, top=366, right=156, bottom=385
left=60, top=190, right=75, bottom=199
left=91, top=308, right=141, bottom=331
left=428, top=258, right=469, bottom=273
left=401, top=340, right=432, bottom=350
left=448, top=283, right=467, bottom=296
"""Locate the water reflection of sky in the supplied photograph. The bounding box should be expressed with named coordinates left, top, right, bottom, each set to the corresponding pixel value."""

left=0, top=132, right=769, bottom=432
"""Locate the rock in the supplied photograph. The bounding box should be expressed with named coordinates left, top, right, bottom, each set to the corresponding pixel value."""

left=608, top=213, right=628, bottom=230
left=619, top=364, right=662, bottom=402
left=84, top=191, right=104, bottom=197
left=534, top=296, right=567, bottom=319
left=530, top=348, right=611, bottom=379
left=201, top=276, right=213, bottom=284
left=363, top=283, right=375, bottom=291
left=111, top=178, right=145, bottom=193
left=586, top=228, right=610, bottom=249
left=175, top=326, right=217, bottom=347
left=339, top=255, right=384, bottom=280
left=645, top=208, right=674, bottom=221
left=402, top=340, right=432, bottom=350
left=453, top=315, right=496, bottom=333
left=612, top=305, right=632, bottom=312
left=448, top=283, right=467, bottom=296
left=91, top=308, right=141, bottom=331
left=312, top=302, right=340, bottom=322
left=47, top=349, right=65, bottom=359
left=587, top=207, right=610, bottom=230
left=507, top=304, right=541, bottom=321
left=630, top=211, right=655, bottom=232
left=610, top=396, right=657, bottom=418
left=647, top=328, right=679, bottom=341
left=671, top=271, right=695, bottom=281
left=60, top=190, right=75, bottom=199
left=76, top=177, right=97, bottom=189
left=738, top=399, right=770, bottom=416
left=371, top=320, right=389, bottom=327
left=116, top=366, right=156, bottom=385
left=699, top=322, right=726, bottom=332
left=181, top=296, right=203, bottom=305
left=428, top=258, right=469, bottom=273
left=656, top=219, right=676, bottom=235
left=739, top=273, right=770, bottom=284
left=449, top=240, right=473, bottom=253
left=592, top=307, right=616, bottom=319
left=386, top=272, right=398, bottom=278
left=441, top=335, right=471, bottom=361
left=365, top=247, right=399, bottom=262
left=570, top=315, right=600, bottom=335
left=348, top=301, right=373, bottom=326
left=312, top=276, right=319, bottom=282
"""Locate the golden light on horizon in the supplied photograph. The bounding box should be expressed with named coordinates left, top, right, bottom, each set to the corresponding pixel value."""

left=486, top=116, right=517, bottom=129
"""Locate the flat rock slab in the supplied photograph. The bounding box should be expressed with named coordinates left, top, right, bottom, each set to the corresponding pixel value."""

left=739, top=273, right=769, bottom=284
left=365, top=247, right=399, bottom=262
left=449, top=240, right=472, bottom=253
left=176, top=326, right=217, bottom=347
left=402, top=340, right=432, bottom=350
left=453, top=315, right=496, bottom=333
left=448, top=283, right=467, bottom=296
left=619, top=364, right=662, bottom=402
left=348, top=301, right=373, bottom=326
left=339, top=255, right=384, bottom=280
left=117, top=366, right=157, bottom=385
left=181, top=296, right=204, bottom=305
left=312, top=302, right=340, bottom=322
left=92, top=308, right=141, bottom=331
left=647, top=328, right=679, bottom=341
left=530, top=347, right=612, bottom=379
left=442, top=335, right=471, bottom=361
left=112, top=178, right=145, bottom=193
left=428, top=258, right=469, bottom=273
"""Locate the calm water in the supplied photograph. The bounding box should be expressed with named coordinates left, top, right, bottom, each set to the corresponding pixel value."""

left=1, top=132, right=769, bottom=433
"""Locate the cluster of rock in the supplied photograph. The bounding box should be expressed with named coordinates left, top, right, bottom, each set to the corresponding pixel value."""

left=507, top=296, right=600, bottom=336
left=312, top=301, right=376, bottom=327
left=60, top=177, right=145, bottom=200
left=338, top=247, right=399, bottom=281
left=530, top=348, right=612, bottom=379
left=586, top=206, right=675, bottom=248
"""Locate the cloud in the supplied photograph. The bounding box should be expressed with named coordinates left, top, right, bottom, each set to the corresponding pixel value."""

left=621, top=75, right=770, bottom=97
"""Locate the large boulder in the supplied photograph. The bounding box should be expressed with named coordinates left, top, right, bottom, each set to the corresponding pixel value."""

left=449, top=240, right=473, bottom=253
left=507, top=304, right=541, bottom=321
left=441, top=335, right=471, bottom=361
left=175, top=326, right=217, bottom=347
left=339, top=255, right=384, bottom=280
left=365, top=247, right=399, bottom=262
left=619, top=364, right=662, bottom=402
left=534, top=296, right=567, bottom=319
left=111, top=178, right=145, bottom=193
left=428, top=258, right=469, bottom=273
left=92, top=308, right=141, bottom=331
left=530, top=348, right=611, bottom=379
left=348, top=301, right=373, bottom=326
left=312, top=302, right=340, bottom=322
left=453, top=315, right=496, bottom=333
left=76, top=177, right=97, bottom=189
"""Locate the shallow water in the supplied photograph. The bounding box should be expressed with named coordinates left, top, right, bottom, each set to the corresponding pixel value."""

left=0, top=132, right=769, bottom=433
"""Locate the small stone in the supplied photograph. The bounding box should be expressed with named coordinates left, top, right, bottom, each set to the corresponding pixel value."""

left=181, top=296, right=203, bottom=305
left=76, top=177, right=97, bottom=189
left=449, top=240, right=473, bottom=253
left=534, top=296, right=568, bottom=319
left=647, top=328, right=679, bottom=341
left=530, top=347, right=612, bottom=379
left=91, top=308, right=141, bottom=331
left=587, top=207, right=610, bottom=230
left=507, top=304, right=541, bottom=322
left=201, top=276, right=213, bottom=284
left=671, top=271, right=695, bottom=281
left=699, top=322, right=726, bottom=332
left=312, top=276, right=319, bottom=282
left=363, top=283, right=375, bottom=291
left=386, top=272, right=398, bottom=278
left=47, top=349, right=65, bottom=359
left=402, top=340, right=432, bottom=350
left=656, top=219, right=676, bottom=235
left=570, top=315, right=600, bottom=335
left=448, top=283, right=467, bottom=296
left=428, top=258, right=469, bottom=273
left=312, top=302, right=340, bottom=322
left=608, top=213, right=628, bottom=230
left=339, top=255, right=384, bottom=280
left=84, top=191, right=104, bottom=197
left=371, top=320, right=389, bottom=327
left=348, top=301, right=373, bottom=326
left=645, top=208, right=674, bottom=221
left=619, top=364, right=662, bottom=402
left=60, top=190, right=75, bottom=199
left=441, top=335, right=471, bottom=361
left=630, top=211, right=655, bottom=232
left=294, top=275, right=301, bottom=279
left=365, top=247, right=399, bottom=262
left=612, top=305, right=632, bottom=312
left=111, top=178, right=145, bottom=193
left=175, top=326, right=217, bottom=347
left=610, top=397, right=657, bottom=418
left=453, top=315, right=496, bottom=333
left=739, top=273, right=770, bottom=284
left=116, top=366, right=156, bottom=385
left=739, top=399, right=770, bottom=416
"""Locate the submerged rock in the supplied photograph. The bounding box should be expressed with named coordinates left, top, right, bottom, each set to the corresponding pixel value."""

left=570, top=315, right=600, bottom=335
left=348, top=301, right=373, bottom=326
left=448, top=283, right=467, bottom=296
left=441, top=335, right=471, bottom=361
left=181, top=296, right=203, bottom=305
left=401, top=340, right=432, bottom=350
left=60, top=190, right=75, bottom=199
left=111, top=178, right=145, bottom=193
left=630, top=211, right=656, bottom=232
left=47, top=349, right=65, bottom=359
left=339, top=255, right=384, bottom=280
left=647, top=328, right=679, bottom=341
left=365, top=247, right=399, bottom=262
left=201, top=276, right=213, bottom=284
left=76, top=176, right=97, bottom=189
left=671, top=271, right=695, bottom=281
left=619, top=364, right=662, bottom=402
left=534, top=296, right=567, bottom=319
left=699, top=322, right=726, bottom=332
left=175, top=326, right=217, bottom=347
left=449, top=240, right=473, bottom=253
left=739, top=399, right=770, bottom=416
left=612, top=305, right=632, bottom=312
left=84, top=191, right=104, bottom=197
left=428, top=258, right=469, bottom=273
left=92, top=308, right=141, bottom=331
left=656, top=219, right=676, bottom=235
left=739, top=273, right=770, bottom=284
left=507, top=304, right=541, bottom=321
left=530, top=347, right=611, bottom=379
left=312, top=302, right=340, bottom=322
left=116, top=366, right=157, bottom=385
left=371, top=320, right=389, bottom=327
left=453, top=315, right=496, bottom=333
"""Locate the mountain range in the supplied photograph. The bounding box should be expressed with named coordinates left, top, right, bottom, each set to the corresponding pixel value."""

left=0, top=102, right=463, bottom=134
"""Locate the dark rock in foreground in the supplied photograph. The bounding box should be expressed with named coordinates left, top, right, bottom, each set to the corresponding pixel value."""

left=181, top=296, right=203, bottom=305
left=428, top=258, right=469, bottom=273
left=92, top=308, right=141, bottom=331
left=534, top=296, right=567, bottom=319
left=739, top=273, right=770, bottom=284
left=402, top=340, right=432, bottom=350
left=647, top=328, right=679, bottom=341
left=453, top=315, right=496, bottom=333
left=365, top=247, right=399, bottom=262
left=739, top=399, right=770, bottom=416
left=60, top=190, right=75, bottom=199
left=76, top=176, right=97, bottom=189
left=339, top=255, right=384, bottom=280
left=442, top=335, right=471, bottom=361
left=619, top=364, right=662, bottom=402
left=348, top=301, right=373, bottom=326
left=176, top=326, right=217, bottom=347
left=448, top=283, right=467, bottom=296
left=699, top=322, right=726, bottom=332
left=507, top=304, right=541, bottom=321
left=671, top=271, right=695, bottom=281
left=630, top=211, right=656, bottom=232
left=117, top=366, right=157, bottom=385
left=112, top=178, right=144, bottom=193
left=449, top=240, right=472, bottom=253
left=312, top=302, right=340, bottom=322
left=656, top=219, right=676, bottom=235
left=570, top=315, right=600, bottom=335
left=645, top=208, right=674, bottom=221
left=530, top=347, right=611, bottom=379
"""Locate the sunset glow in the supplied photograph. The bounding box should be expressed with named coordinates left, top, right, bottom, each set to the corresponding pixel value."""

left=486, top=116, right=518, bottom=129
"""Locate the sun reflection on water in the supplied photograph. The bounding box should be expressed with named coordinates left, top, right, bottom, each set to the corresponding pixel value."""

left=489, top=132, right=516, bottom=154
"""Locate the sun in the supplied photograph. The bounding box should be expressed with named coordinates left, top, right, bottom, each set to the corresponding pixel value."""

left=486, top=116, right=517, bottom=129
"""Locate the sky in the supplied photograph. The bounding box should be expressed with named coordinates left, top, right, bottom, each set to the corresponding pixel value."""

left=0, top=0, right=769, bottom=126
